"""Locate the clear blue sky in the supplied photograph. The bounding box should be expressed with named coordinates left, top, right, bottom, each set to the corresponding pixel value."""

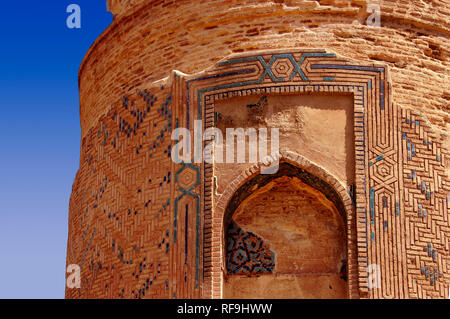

left=0, top=1, right=112, bottom=298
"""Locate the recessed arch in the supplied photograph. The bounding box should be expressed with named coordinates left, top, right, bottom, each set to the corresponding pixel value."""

left=205, top=151, right=357, bottom=298
left=223, top=172, right=347, bottom=298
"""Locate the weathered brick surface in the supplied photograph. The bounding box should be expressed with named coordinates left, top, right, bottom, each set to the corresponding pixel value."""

left=223, top=176, right=348, bottom=299
left=66, top=0, right=449, bottom=299
left=81, top=0, right=449, bottom=138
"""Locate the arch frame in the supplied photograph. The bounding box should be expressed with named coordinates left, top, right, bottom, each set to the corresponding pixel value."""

left=170, top=49, right=405, bottom=299
left=215, top=151, right=356, bottom=298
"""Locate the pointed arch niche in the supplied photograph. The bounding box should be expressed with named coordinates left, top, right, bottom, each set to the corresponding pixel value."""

left=222, top=158, right=352, bottom=298
left=212, top=154, right=356, bottom=298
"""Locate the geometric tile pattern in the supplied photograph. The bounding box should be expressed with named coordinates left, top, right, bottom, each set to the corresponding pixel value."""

left=226, top=221, right=275, bottom=275
left=401, top=109, right=449, bottom=298
left=66, top=85, right=175, bottom=299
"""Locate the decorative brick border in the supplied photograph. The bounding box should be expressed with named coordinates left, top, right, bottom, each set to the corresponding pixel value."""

left=174, top=49, right=402, bottom=299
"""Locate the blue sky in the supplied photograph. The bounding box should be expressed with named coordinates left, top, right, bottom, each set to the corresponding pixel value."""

left=0, top=1, right=112, bottom=298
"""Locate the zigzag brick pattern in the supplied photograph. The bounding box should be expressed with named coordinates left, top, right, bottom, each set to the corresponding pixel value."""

left=401, top=109, right=449, bottom=299
left=66, top=84, right=180, bottom=298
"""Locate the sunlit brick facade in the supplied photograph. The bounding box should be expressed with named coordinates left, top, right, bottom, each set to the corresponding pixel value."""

left=66, top=0, right=449, bottom=299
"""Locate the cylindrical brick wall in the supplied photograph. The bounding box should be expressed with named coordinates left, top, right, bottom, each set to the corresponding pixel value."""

left=81, top=0, right=449, bottom=138
left=66, top=0, right=449, bottom=299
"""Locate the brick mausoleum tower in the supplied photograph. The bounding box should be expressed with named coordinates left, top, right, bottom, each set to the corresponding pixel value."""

left=66, top=0, right=449, bottom=299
